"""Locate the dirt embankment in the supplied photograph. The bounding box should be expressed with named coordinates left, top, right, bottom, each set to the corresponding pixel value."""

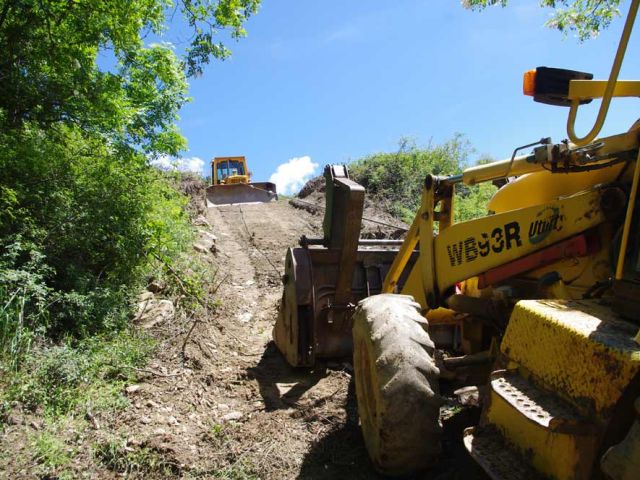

left=111, top=199, right=380, bottom=479
left=103, top=193, right=483, bottom=479
left=1, top=177, right=485, bottom=479
left=290, top=175, right=408, bottom=240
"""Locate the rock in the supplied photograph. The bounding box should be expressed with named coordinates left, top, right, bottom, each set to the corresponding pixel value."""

left=193, top=230, right=217, bottom=254
left=146, top=400, right=160, bottom=408
left=127, top=437, right=143, bottom=447
left=125, top=384, right=142, bottom=394
left=136, top=299, right=174, bottom=329
left=454, top=386, right=480, bottom=406
left=237, top=312, right=253, bottom=323
left=193, top=215, right=210, bottom=227
left=138, top=291, right=154, bottom=302
left=85, top=411, right=100, bottom=430
left=220, top=411, right=243, bottom=423
left=193, top=242, right=210, bottom=254
left=276, top=383, right=297, bottom=396
left=197, top=230, right=217, bottom=242
left=166, top=416, right=179, bottom=426
left=147, top=280, right=165, bottom=293
left=141, top=416, right=152, bottom=424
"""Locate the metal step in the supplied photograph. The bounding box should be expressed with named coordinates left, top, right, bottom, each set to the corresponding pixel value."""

left=463, top=426, right=543, bottom=480
left=501, top=299, right=640, bottom=417
left=491, top=370, right=596, bottom=434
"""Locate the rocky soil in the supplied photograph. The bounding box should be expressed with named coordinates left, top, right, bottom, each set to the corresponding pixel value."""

left=1, top=179, right=487, bottom=479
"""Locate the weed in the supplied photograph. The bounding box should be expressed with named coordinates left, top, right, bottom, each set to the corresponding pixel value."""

left=94, top=438, right=181, bottom=477
left=210, top=463, right=260, bottom=480
left=31, top=430, right=72, bottom=470
left=210, top=423, right=225, bottom=437
left=1, top=329, right=155, bottom=418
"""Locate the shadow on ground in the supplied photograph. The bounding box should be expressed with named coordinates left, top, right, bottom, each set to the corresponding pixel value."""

left=247, top=342, right=488, bottom=480
left=297, top=377, right=382, bottom=480
left=297, top=381, right=489, bottom=480
left=247, top=342, right=329, bottom=411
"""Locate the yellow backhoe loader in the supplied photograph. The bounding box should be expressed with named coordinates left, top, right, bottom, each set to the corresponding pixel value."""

left=273, top=2, right=640, bottom=478
left=206, top=156, right=277, bottom=206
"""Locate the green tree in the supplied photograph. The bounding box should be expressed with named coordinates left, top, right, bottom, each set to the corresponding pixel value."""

left=0, top=0, right=259, bottom=153
left=0, top=1, right=260, bottom=342
left=463, top=0, right=622, bottom=41
left=349, top=136, right=496, bottom=224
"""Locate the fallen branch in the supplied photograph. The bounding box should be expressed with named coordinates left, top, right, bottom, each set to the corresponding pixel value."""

left=108, top=363, right=182, bottom=378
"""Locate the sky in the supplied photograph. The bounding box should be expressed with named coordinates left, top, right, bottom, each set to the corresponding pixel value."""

left=164, top=1, right=640, bottom=195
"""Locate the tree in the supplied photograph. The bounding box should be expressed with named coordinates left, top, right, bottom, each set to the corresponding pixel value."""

left=349, top=136, right=496, bottom=224
left=0, top=1, right=260, bottom=338
left=0, top=0, right=260, bottom=154
left=463, top=1, right=622, bottom=41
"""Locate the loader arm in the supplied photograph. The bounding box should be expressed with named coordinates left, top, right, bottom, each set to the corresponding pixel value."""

left=384, top=128, right=638, bottom=310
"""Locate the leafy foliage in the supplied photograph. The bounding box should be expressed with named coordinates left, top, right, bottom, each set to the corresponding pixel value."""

left=0, top=125, right=193, bottom=340
left=0, top=4, right=253, bottom=471
left=0, top=0, right=259, bottom=152
left=349, top=136, right=497, bottom=224
left=463, top=0, right=622, bottom=40
left=1, top=330, right=154, bottom=417
left=0, top=1, right=257, bottom=355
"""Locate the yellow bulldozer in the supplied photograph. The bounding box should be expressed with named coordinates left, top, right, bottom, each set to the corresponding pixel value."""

left=206, top=156, right=277, bottom=206
left=273, top=2, right=640, bottom=478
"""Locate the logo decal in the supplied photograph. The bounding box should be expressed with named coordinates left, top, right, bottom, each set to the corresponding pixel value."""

left=528, top=207, right=563, bottom=245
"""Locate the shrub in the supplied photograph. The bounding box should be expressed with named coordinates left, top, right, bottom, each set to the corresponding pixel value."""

left=0, top=125, right=193, bottom=342
left=349, top=136, right=496, bottom=224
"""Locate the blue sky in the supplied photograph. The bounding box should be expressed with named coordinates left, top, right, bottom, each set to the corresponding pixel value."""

left=169, top=1, right=640, bottom=194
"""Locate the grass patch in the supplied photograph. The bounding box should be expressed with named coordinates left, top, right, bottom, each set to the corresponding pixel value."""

left=1, top=329, right=155, bottom=419
left=210, top=464, right=260, bottom=480
left=32, top=430, right=72, bottom=469
left=94, top=438, right=181, bottom=477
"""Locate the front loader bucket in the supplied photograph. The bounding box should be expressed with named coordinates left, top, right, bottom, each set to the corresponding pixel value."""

left=206, top=182, right=277, bottom=207
left=274, top=244, right=409, bottom=367
left=273, top=165, right=415, bottom=367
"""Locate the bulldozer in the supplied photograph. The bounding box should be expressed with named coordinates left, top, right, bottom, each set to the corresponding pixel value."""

left=273, top=1, right=640, bottom=478
left=206, top=156, right=277, bottom=206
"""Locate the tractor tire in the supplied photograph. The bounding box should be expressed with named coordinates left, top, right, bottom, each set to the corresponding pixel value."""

left=352, top=294, right=442, bottom=477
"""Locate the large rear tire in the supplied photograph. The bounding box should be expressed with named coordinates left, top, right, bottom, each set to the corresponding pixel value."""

left=352, top=294, right=442, bottom=477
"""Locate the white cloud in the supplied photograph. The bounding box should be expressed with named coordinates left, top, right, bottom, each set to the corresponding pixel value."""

left=150, top=155, right=205, bottom=174
left=269, top=156, right=319, bottom=196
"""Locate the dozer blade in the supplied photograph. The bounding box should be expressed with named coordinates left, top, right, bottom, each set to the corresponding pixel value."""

left=206, top=182, right=277, bottom=207
left=273, top=165, right=415, bottom=367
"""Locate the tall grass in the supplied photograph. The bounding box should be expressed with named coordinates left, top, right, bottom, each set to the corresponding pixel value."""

left=0, top=286, right=33, bottom=372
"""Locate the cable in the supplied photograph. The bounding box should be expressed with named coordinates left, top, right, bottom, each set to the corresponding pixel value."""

left=237, top=205, right=282, bottom=278
left=504, top=137, right=551, bottom=178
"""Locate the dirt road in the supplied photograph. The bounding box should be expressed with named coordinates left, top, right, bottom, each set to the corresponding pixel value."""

left=1, top=198, right=484, bottom=479
left=121, top=198, right=482, bottom=480
left=191, top=200, right=378, bottom=479
left=92, top=199, right=378, bottom=479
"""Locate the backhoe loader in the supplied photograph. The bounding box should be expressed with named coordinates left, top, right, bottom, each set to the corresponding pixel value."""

left=206, top=156, right=277, bottom=206
left=273, top=1, right=640, bottom=478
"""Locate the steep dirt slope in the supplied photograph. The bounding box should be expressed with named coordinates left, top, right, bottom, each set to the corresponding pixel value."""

left=0, top=196, right=484, bottom=479
left=87, top=199, right=382, bottom=479
left=97, top=198, right=485, bottom=479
